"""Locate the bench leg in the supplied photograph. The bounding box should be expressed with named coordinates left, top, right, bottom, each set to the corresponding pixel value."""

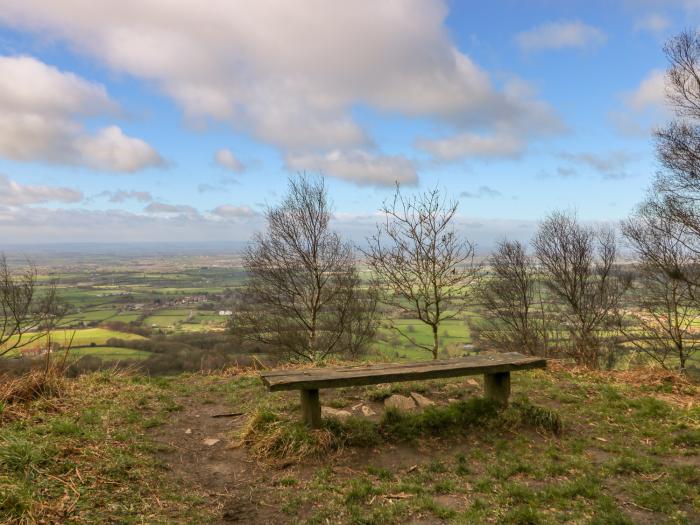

left=484, top=372, right=510, bottom=406
left=300, top=389, right=321, bottom=428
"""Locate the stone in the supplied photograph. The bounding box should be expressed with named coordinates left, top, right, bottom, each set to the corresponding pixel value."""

left=361, top=405, right=376, bottom=417
left=384, top=394, right=417, bottom=411
left=202, top=438, right=220, bottom=446
left=465, top=379, right=480, bottom=388
left=184, top=428, right=192, bottom=435
left=322, top=406, right=351, bottom=419
left=410, top=392, right=435, bottom=407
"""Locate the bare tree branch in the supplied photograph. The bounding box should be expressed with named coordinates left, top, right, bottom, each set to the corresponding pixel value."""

left=362, top=185, right=481, bottom=359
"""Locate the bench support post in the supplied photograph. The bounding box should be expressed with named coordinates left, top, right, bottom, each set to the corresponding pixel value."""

left=484, top=372, right=510, bottom=405
left=300, top=389, right=321, bottom=428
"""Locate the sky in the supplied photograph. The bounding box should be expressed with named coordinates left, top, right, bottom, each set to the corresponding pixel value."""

left=0, top=0, right=693, bottom=249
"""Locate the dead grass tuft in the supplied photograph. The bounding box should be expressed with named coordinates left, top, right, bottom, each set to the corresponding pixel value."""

left=239, top=408, right=341, bottom=462
left=0, top=369, right=65, bottom=405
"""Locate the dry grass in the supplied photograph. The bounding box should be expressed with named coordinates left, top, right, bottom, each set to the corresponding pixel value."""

left=239, top=408, right=340, bottom=462
left=0, top=369, right=65, bottom=405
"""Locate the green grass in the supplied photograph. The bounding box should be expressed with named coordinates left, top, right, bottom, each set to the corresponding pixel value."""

left=68, top=346, right=151, bottom=361
left=0, top=372, right=216, bottom=524
left=1, top=365, right=697, bottom=524
left=2, top=328, right=146, bottom=355
left=232, top=366, right=699, bottom=524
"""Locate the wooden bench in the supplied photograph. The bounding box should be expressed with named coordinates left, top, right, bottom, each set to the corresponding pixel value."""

left=260, top=352, right=547, bottom=428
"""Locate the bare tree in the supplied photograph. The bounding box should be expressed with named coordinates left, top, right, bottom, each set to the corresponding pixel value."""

left=533, top=211, right=627, bottom=368
left=231, top=174, right=377, bottom=362
left=621, top=204, right=700, bottom=370
left=651, top=31, right=700, bottom=255
left=475, top=240, right=550, bottom=356
left=0, top=256, right=63, bottom=357
left=364, top=186, right=480, bottom=359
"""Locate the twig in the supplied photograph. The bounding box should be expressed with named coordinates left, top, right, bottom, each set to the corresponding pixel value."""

left=211, top=412, right=244, bottom=418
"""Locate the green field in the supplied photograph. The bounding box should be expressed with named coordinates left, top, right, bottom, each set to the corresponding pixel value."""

left=67, top=346, right=151, bottom=361
left=3, top=328, right=146, bottom=355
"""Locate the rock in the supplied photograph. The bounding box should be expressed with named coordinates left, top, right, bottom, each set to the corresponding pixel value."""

left=322, top=406, right=351, bottom=419
left=185, top=428, right=192, bottom=435
left=410, top=392, right=435, bottom=407
left=361, top=405, right=376, bottom=417
left=384, top=394, right=416, bottom=411
left=202, top=438, right=220, bottom=446
left=465, top=379, right=480, bottom=388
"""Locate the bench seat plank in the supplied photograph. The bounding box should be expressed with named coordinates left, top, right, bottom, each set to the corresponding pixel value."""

left=260, top=352, right=545, bottom=391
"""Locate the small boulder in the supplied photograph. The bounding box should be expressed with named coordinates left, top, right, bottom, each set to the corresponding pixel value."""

left=384, top=394, right=417, bottom=411
left=465, top=379, right=480, bottom=388
left=361, top=405, right=377, bottom=417
left=410, top=392, right=435, bottom=407
left=202, top=438, right=220, bottom=446
left=322, top=406, right=351, bottom=419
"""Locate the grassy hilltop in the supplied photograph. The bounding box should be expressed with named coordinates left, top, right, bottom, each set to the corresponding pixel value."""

left=1, top=363, right=698, bottom=524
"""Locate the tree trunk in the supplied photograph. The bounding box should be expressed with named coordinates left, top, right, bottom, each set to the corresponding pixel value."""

left=432, top=324, right=439, bottom=360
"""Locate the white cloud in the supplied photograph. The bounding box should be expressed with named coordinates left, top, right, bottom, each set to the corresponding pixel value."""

left=211, top=204, right=258, bottom=218
left=610, top=69, right=670, bottom=136
left=145, top=202, right=199, bottom=217
left=460, top=186, right=502, bottom=199
left=634, top=13, right=671, bottom=35
left=558, top=150, right=635, bottom=179
left=625, top=69, right=668, bottom=112
left=101, top=190, right=153, bottom=203
left=0, top=174, right=83, bottom=205
left=75, top=126, right=163, bottom=173
left=416, top=77, right=564, bottom=161
left=0, top=55, right=163, bottom=172
left=0, top=0, right=563, bottom=183
left=214, top=148, right=245, bottom=173
left=0, top=203, right=546, bottom=250
left=285, top=150, right=417, bottom=186
left=417, top=132, right=524, bottom=161
left=516, top=21, right=606, bottom=52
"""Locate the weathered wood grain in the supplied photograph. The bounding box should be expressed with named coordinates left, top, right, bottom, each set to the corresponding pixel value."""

left=260, top=352, right=546, bottom=391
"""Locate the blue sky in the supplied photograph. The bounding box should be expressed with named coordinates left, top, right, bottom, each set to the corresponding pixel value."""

left=0, top=0, right=692, bottom=248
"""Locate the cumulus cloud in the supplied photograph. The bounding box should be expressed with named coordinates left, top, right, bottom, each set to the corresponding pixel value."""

left=145, top=202, right=199, bottom=217
left=100, top=190, right=153, bottom=203
left=214, top=148, right=245, bottom=173
left=516, top=21, right=606, bottom=52
left=285, top=150, right=417, bottom=186
left=0, top=174, right=83, bottom=205
left=558, top=150, right=635, bottom=179
left=625, top=69, right=668, bottom=112
left=417, top=133, right=524, bottom=161
left=0, top=55, right=163, bottom=172
left=610, top=69, right=670, bottom=136
left=0, top=202, right=545, bottom=249
left=460, top=186, right=502, bottom=199
left=0, top=206, right=259, bottom=243
left=74, top=126, right=163, bottom=173
left=211, top=204, right=258, bottom=218
left=0, top=1, right=563, bottom=183
left=416, top=77, right=564, bottom=161
left=634, top=13, right=671, bottom=35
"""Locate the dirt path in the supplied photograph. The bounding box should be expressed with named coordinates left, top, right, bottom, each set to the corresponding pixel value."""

left=150, top=387, right=444, bottom=524
left=151, top=393, right=284, bottom=524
